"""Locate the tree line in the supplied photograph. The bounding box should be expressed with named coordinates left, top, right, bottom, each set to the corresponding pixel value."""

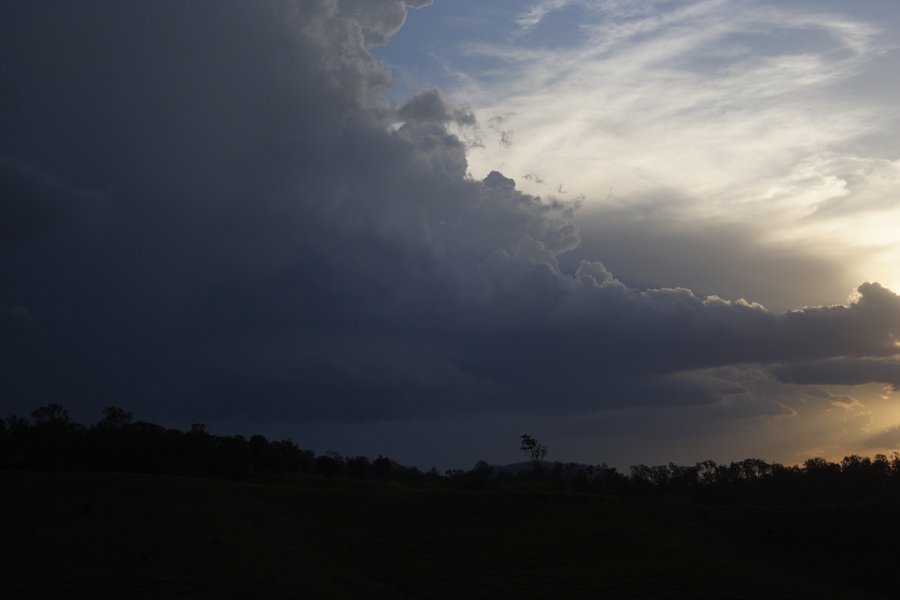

left=0, top=404, right=427, bottom=485
left=3, top=404, right=900, bottom=504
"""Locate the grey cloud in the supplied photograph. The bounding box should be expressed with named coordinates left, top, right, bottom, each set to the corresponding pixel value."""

left=2, top=0, right=900, bottom=435
left=0, top=156, right=108, bottom=247
left=398, top=88, right=477, bottom=126
left=561, top=201, right=863, bottom=313
left=338, top=0, right=432, bottom=46
left=772, top=356, right=900, bottom=390
left=0, top=305, right=32, bottom=328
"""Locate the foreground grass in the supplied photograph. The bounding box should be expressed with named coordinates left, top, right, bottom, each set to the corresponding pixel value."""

left=1, top=471, right=898, bottom=599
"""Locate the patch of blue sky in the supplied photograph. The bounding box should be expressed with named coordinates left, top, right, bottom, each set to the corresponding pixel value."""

left=373, top=0, right=525, bottom=102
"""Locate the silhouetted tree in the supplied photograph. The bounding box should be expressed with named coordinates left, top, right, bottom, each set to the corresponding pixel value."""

left=346, top=455, right=371, bottom=479
left=520, top=434, right=547, bottom=474
left=572, top=469, right=590, bottom=493
left=97, top=406, right=133, bottom=429
left=31, top=403, right=70, bottom=424
left=28, top=404, right=84, bottom=470
left=372, top=455, right=393, bottom=481
left=315, top=453, right=343, bottom=478
left=462, top=460, right=496, bottom=490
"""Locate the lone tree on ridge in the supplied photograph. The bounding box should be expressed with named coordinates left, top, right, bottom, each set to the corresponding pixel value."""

left=520, top=434, right=548, bottom=472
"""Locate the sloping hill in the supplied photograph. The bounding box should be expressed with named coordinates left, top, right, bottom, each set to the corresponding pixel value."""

left=1, top=471, right=896, bottom=599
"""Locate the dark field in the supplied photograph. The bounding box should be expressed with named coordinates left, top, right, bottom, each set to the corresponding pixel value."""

left=2, top=471, right=899, bottom=599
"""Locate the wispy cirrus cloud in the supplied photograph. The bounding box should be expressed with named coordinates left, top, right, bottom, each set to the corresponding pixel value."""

left=452, top=0, right=900, bottom=301
left=515, top=0, right=580, bottom=33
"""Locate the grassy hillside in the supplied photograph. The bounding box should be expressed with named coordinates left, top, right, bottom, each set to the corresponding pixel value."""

left=1, top=471, right=898, bottom=599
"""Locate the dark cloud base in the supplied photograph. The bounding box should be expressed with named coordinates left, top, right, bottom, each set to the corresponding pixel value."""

left=2, top=1, right=899, bottom=441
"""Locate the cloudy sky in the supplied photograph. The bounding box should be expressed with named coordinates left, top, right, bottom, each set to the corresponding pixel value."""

left=2, top=0, right=899, bottom=469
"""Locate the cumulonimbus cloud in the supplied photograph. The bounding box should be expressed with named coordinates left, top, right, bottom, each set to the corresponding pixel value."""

left=1, top=0, right=898, bottom=428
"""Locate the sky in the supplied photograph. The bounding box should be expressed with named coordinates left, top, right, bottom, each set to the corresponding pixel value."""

left=2, top=0, right=899, bottom=470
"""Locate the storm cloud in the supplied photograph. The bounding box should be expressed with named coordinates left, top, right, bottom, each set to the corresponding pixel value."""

left=2, top=0, right=899, bottom=448
left=773, top=356, right=900, bottom=390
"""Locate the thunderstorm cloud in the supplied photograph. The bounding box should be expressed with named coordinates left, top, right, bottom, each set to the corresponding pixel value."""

left=2, top=0, right=899, bottom=465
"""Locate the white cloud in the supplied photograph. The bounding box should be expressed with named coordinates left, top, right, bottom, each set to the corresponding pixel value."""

left=453, top=0, right=899, bottom=303
left=516, top=0, right=580, bottom=33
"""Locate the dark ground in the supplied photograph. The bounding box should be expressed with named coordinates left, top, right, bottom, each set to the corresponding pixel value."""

left=2, top=471, right=898, bottom=599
